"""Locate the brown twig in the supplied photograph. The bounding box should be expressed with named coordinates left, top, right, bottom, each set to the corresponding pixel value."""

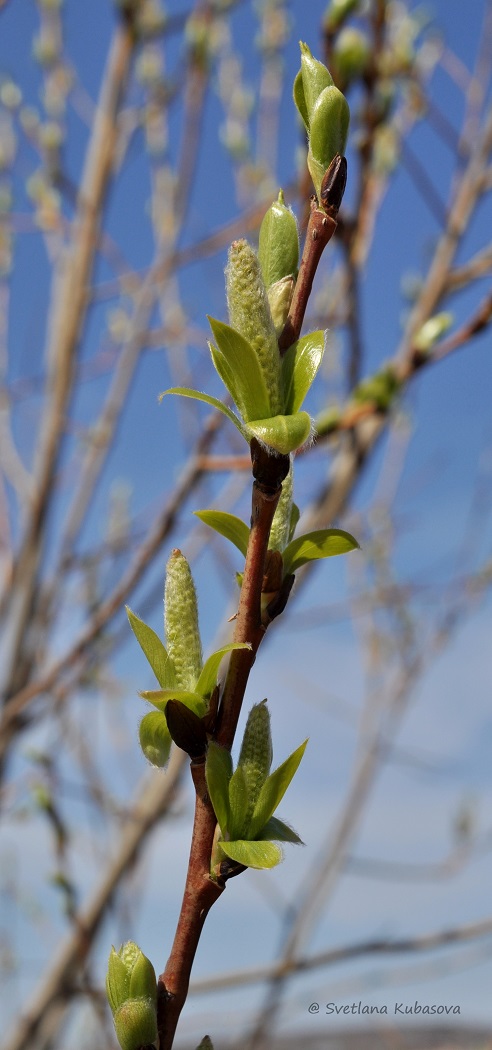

left=157, top=440, right=289, bottom=1049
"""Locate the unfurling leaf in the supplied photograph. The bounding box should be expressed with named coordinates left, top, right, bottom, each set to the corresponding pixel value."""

left=194, top=510, right=250, bottom=557
left=126, top=607, right=175, bottom=689
left=281, top=330, right=325, bottom=414
left=208, top=315, right=272, bottom=422
left=140, top=687, right=206, bottom=717
left=248, top=739, right=308, bottom=840
left=247, top=411, right=312, bottom=455
left=282, top=527, right=359, bottom=575
left=257, top=815, right=304, bottom=844
left=227, top=764, right=250, bottom=840
left=206, top=742, right=233, bottom=834
left=195, top=642, right=252, bottom=700
left=219, top=838, right=283, bottom=869
left=139, top=711, right=172, bottom=768
left=161, top=387, right=246, bottom=438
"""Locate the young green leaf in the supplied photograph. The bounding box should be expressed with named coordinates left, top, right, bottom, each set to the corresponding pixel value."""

left=219, top=838, right=283, bottom=869
left=282, top=527, right=359, bottom=575
left=208, top=343, right=244, bottom=413
left=281, top=330, right=325, bottom=414
left=140, top=688, right=207, bottom=718
left=228, top=765, right=250, bottom=840
left=206, top=742, right=233, bottom=835
left=208, top=316, right=272, bottom=422
left=293, top=68, right=309, bottom=130
left=248, top=739, right=308, bottom=840
left=299, top=41, right=334, bottom=123
left=139, top=711, right=172, bottom=768
left=247, top=411, right=312, bottom=455
left=126, top=607, right=176, bottom=689
left=257, top=815, right=304, bottom=844
left=160, top=387, right=246, bottom=438
left=194, top=510, right=250, bottom=558
left=195, top=642, right=251, bottom=700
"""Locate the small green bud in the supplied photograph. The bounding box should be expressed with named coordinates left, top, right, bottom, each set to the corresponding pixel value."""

left=107, top=942, right=157, bottom=1008
left=269, top=460, right=293, bottom=553
left=267, top=275, right=295, bottom=337
left=332, top=27, right=371, bottom=87
left=258, top=190, right=299, bottom=289
left=324, top=0, right=359, bottom=32
left=238, top=701, right=273, bottom=824
left=139, top=711, right=172, bottom=767
left=196, top=1038, right=214, bottom=1050
left=308, top=85, right=350, bottom=194
left=413, top=312, right=453, bottom=352
left=113, top=998, right=158, bottom=1050
left=226, top=240, right=283, bottom=415
left=164, top=549, right=202, bottom=690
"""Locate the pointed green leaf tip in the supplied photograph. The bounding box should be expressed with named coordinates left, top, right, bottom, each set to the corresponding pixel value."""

left=194, top=509, right=250, bottom=558
left=126, top=606, right=175, bottom=689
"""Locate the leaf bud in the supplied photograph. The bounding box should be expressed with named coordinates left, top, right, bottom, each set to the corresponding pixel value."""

left=413, top=312, right=453, bottom=352
left=106, top=943, right=157, bottom=1050
left=267, top=275, right=295, bottom=336
left=324, top=0, right=360, bottom=33
left=164, top=549, right=202, bottom=690
left=139, top=711, right=172, bottom=768
left=258, top=190, right=299, bottom=290
left=308, top=85, right=350, bottom=196
left=113, top=999, right=158, bottom=1050
left=226, top=240, right=283, bottom=415
left=332, top=27, right=371, bottom=88
left=196, top=1038, right=215, bottom=1050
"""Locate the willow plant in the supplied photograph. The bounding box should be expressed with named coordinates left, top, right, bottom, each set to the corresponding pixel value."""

left=106, top=42, right=358, bottom=1050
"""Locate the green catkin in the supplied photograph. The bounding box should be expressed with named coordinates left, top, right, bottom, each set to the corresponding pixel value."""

left=238, top=700, right=273, bottom=825
left=269, top=459, right=293, bottom=553
left=164, top=549, right=202, bottom=689
left=225, top=239, right=283, bottom=416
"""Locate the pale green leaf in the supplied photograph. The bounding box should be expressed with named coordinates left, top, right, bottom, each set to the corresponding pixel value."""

left=206, top=742, right=232, bottom=835
left=281, top=330, right=325, bottom=413
left=283, top=528, right=359, bottom=575
left=139, top=711, right=172, bottom=768
left=228, top=765, right=250, bottom=840
left=160, top=387, right=246, bottom=437
left=293, top=68, right=309, bottom=130
left=208, top=316, right=271, bottom=422
left=257, top=815, right=304, bottom=844
left=219, top=839, right=283, bottom=869
left=247, top=411, right=312, bottom=455
left=194, top=510, right=249, bottom=558
left=127, top=607, right=176, bottom=689
left=195, top=642, right=251, bottom=699
left=208, top=343, right=243, bottom=413
left=140, top=688, right=206, bottom=717
left=248, top=739, right=308, bottom=839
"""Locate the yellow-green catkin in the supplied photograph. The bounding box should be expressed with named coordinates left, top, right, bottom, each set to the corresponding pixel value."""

left=226, top=239, right=283, bottom=416
left=164, top=549, right=202, bottom=689
left=269, top=459, right=293, bottom=553
left=238, top=700, right=273, bottom=823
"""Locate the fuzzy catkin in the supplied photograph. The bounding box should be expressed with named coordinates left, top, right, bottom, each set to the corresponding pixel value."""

left=164, top=549, right=202, bottom=689
left=226, top=239, right=283, bottom=416
left=238, top=700, right=273, bottom=824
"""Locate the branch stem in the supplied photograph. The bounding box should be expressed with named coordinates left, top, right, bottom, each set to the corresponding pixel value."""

left=157, top=441, right=288, bottom=1049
